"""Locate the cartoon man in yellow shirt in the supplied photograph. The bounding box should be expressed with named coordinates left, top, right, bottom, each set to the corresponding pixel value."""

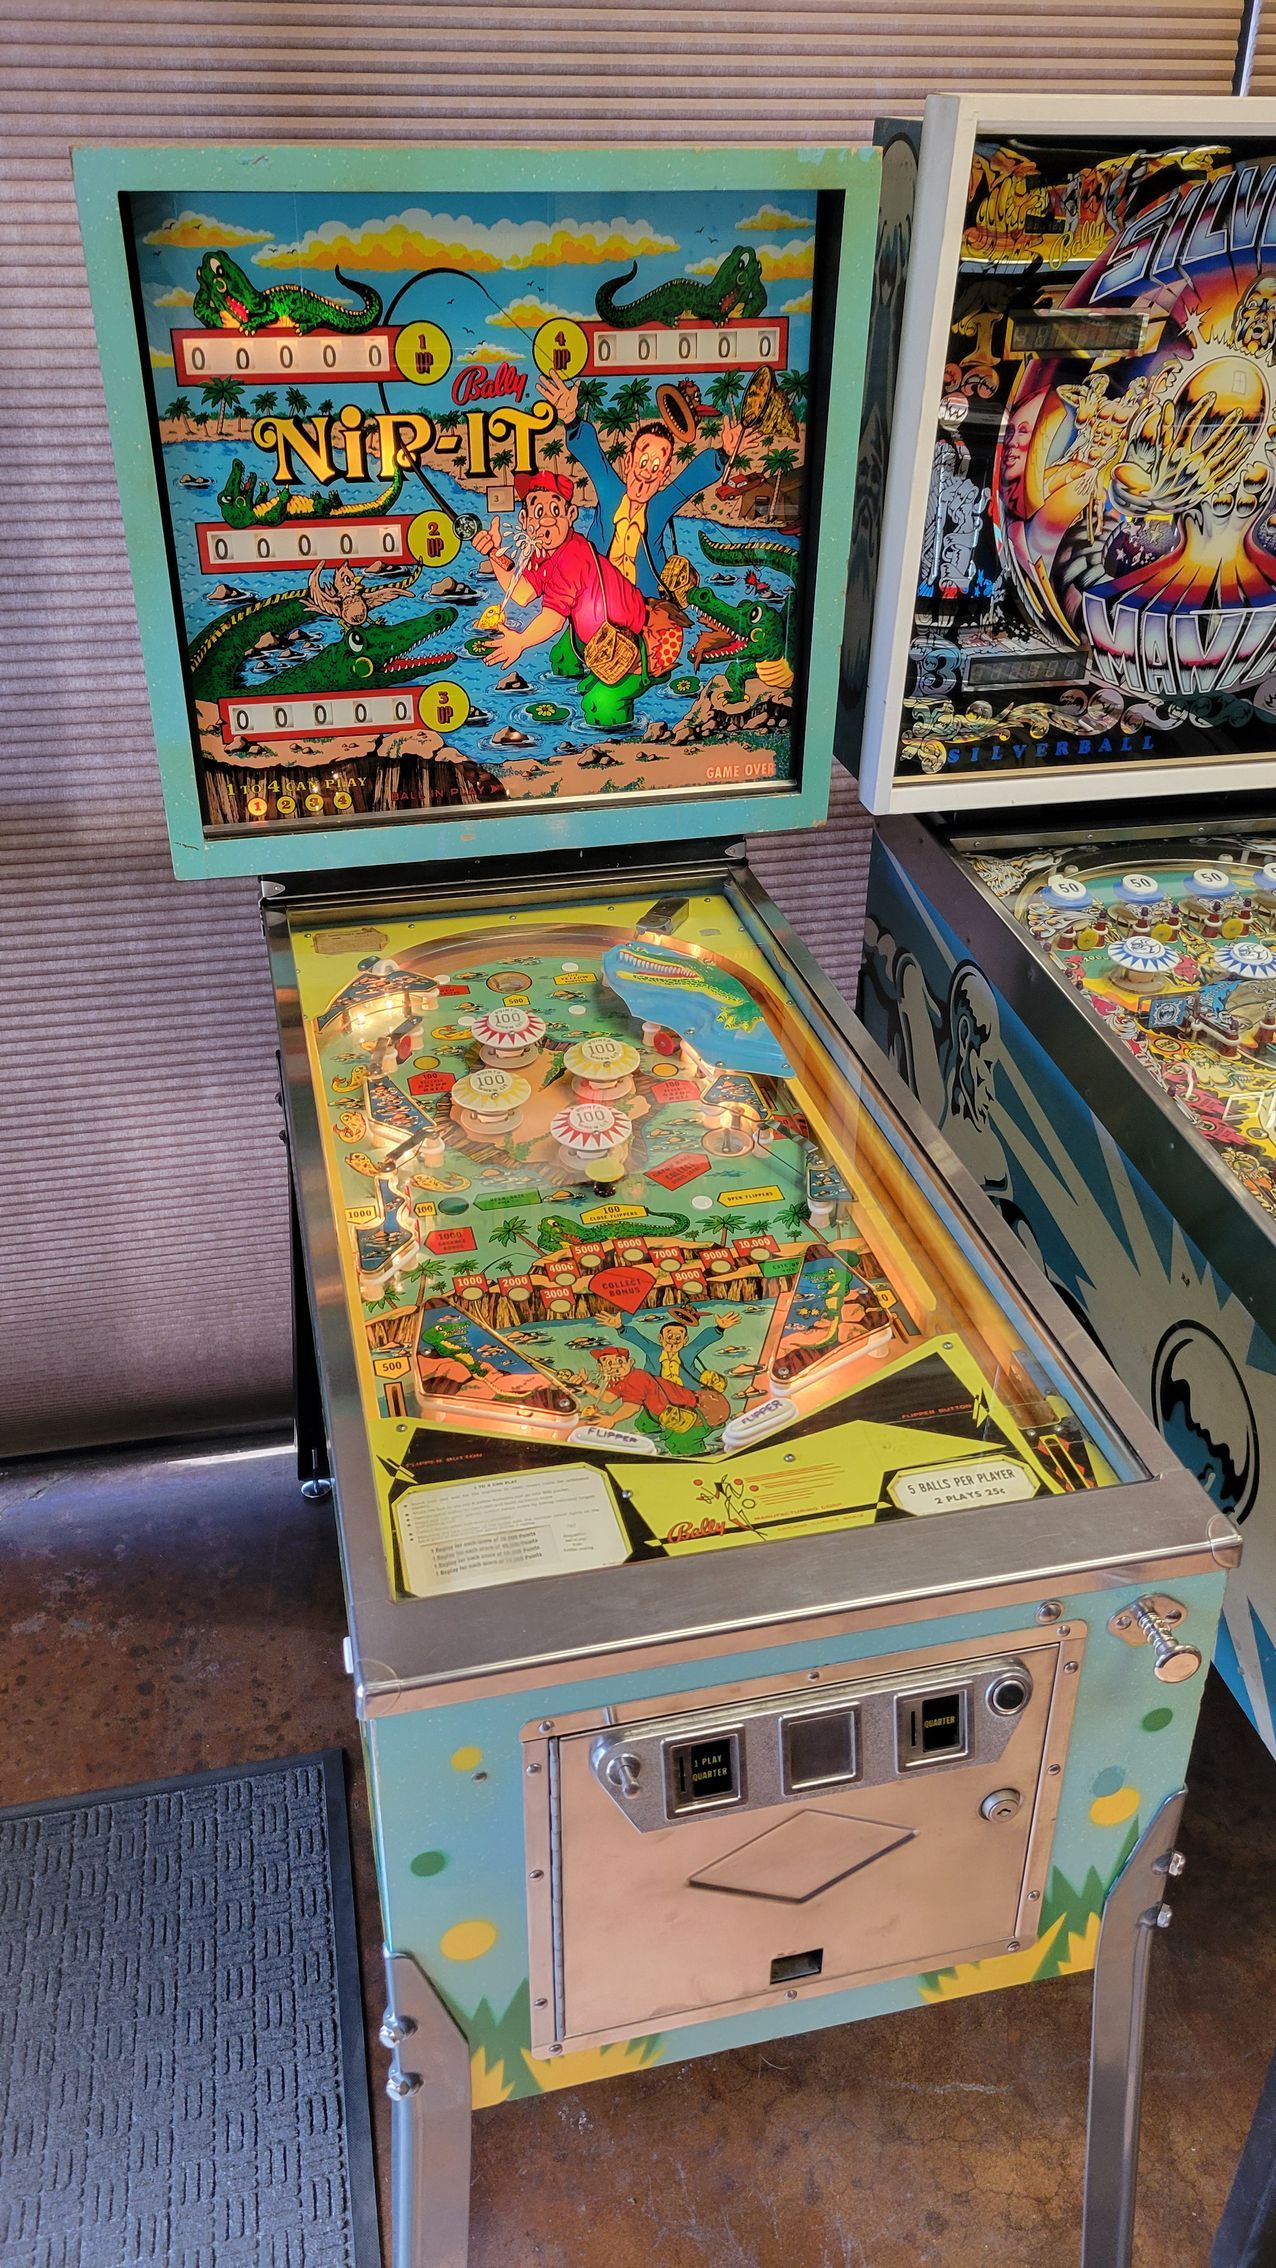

left=539, top=366, right=752, bottom=609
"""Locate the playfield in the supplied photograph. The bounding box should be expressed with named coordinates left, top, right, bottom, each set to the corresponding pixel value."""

left=977, top=838, right=1276, bottom=1217
left=292, top=883, right=1116, bottom=1597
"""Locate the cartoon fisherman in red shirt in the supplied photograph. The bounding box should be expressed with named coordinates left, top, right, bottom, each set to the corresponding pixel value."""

left=473, top=471, right=684, bottom=731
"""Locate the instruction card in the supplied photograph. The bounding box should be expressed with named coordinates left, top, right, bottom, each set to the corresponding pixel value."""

left=394, top=1463, right=628, bottom=1597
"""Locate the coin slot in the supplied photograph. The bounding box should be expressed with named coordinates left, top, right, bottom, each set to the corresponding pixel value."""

left=898, top=1688, right=968, bottom=1767
left=782, top=1709, right=857, bottom=1791
left=770, top=1948, right=824, bottom=1985
left=666, top=1731, right=743, bottom=1815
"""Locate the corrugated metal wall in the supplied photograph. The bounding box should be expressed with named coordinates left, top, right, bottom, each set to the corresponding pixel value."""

left=1, top=2, right=1248, bottom=1456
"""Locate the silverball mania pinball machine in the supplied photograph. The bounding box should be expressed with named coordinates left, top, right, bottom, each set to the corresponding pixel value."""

left=851, top=96, right=1276, bottom=1757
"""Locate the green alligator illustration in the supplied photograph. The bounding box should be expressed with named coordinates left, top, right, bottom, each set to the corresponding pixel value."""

left=189, top=589, right=458, bottom=702
left=536, top=1209, right=691, bottom=1253
left=698, top=531, right=801, bottom=582
left=218, top=457, right=404, bottom=527
left=193, top=249, right=382, bottom=334
left=688, top=532, right=795, bottom=702
left=594, top=246, right=766, bottom=329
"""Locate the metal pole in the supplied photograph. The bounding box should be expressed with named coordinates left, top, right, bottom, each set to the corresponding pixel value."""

left=382, top=1949, right=473, bottom=2268
left=289, top=1160, right=333, bottom=1499
left=1235, top=0, right=1263, bottom=94
left=1081, top=1787, right=1187, bottom=2268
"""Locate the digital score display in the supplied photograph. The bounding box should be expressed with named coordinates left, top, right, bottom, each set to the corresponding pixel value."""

left=667, top=1732, right=742, bottom=1813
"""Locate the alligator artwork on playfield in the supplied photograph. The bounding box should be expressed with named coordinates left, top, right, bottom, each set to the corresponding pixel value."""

left=124, top=185, right=820, bottom=835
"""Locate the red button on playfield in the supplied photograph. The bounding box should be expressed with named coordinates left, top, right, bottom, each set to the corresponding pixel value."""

left=646, top=1151, right=711, bottom=1190
left=425, top=1227, right=477, bottom=1255
left=590, top=1265, right=655, bottom=1314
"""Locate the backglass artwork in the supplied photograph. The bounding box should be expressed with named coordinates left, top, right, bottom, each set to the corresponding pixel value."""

left=124, top=184, right=821, bottom=834
left=899, top=135, right=1276, bottom=784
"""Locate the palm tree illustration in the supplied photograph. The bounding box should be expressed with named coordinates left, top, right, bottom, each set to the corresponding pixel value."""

left=285, top=385, right=309, bottom=418
left=542, top=437, right=565, bottom=464
left=698, top=1212, right=733, bottom=1247
left=405, top=1259, right=450, bottom=1295
left=708, top=371, right=745, bottom=419
left=613, top=377, right=654, bottom=429
left=780, top=1201, right=809, bottom=1236
left=763, top=446, right=798, bottom=520
left=252, top=389, right=279, bottom=416
left=596, top=395, right=630, bottom=448
left=491, top=1215, right=545, bottom=1258
left=577, top=377, right=607, bottom=420
left=316, top=398, right=335, bottom=417
left=164, top=395, right=192, bottom=433
left=200, top=377, right=244, bottom=436
left=777, top=368, right=808, bottom=423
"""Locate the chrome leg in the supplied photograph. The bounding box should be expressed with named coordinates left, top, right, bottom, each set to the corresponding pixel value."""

left=290, top=1171, right=333, bottom=1498
left=1081, top=1786, right=1187, bottom=2268
left=381, top=1947, right=473, bottom=2268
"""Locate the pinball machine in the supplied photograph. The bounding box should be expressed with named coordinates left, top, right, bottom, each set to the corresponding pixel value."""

left=78, top=139, right=1235, bottom=2268
left=848, top=95, right=1276, bottom=1760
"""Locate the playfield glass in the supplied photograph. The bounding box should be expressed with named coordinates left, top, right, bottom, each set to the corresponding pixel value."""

left=288, top=881, right=1127, bottom=1601
left=123, top=183, right=825, bottom=836
left=900, top=134, right=1276, bottom=784
left=971, top=833, right=1276, bottom=1219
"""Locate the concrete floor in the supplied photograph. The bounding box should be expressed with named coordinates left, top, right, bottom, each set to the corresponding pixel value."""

left=1, top=1438, right=1273, bottom=2268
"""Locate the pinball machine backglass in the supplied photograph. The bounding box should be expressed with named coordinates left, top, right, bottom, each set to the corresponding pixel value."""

left=77, top=143, right=866, bottom=876
left=852, top=98, right=1276, bottom=815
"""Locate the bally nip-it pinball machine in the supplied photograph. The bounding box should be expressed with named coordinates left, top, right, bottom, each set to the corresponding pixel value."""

left=79, top=141, right=1235, bottom=2268
left=849, top=96, right=1276, bottom=1758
